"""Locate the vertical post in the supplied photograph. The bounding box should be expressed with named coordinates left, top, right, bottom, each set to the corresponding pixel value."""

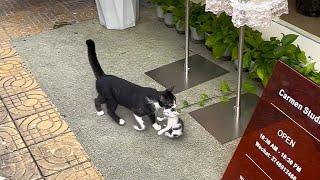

left=235, top=26, right=245, bottom=129
left=185, top=0, right=189, bottom=80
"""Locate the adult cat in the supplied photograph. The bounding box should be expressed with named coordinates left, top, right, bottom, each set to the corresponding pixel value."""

left=86, top=39, right=176, bottom=131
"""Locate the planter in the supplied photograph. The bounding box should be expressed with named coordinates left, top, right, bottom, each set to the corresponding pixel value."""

left=296, top=0, right=320, bottom=17
left=164, top=13, right=174, bottom=28
left=190, top=26, right=204, bottom=42
left=156, top=5, right=164, bottom=21
left=234, top=59, right=251, bottom=72
left=175, top=21, right=185, bottom=34
left=204, top=32, right=212, bottom=51
left=222, top=48, right=232, bottom=61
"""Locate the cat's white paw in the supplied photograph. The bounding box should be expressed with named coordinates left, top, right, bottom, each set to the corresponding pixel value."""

left=119, top=119, right=125, bottom=125
left=152, top=123, right=161, bottom=131
left=156, top=117, right=165, bottom=121
left=157, top=130, right=164, bottom=136
left=133, top=125, right=146, bottom=131
left=96, top=111, right=104, bottom=116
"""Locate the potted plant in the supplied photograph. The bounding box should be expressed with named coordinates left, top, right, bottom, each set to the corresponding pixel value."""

left=162, top=0, right=176, bottom=27
left=173, top=0, right=185, bottom=34
left=205, top=13, right=237, bottom=61
left=189, top=3, right=205, bottom=42
left=151, top=0, right=165, bottom=20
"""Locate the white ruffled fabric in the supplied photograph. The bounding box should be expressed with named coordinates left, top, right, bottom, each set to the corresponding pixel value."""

left=205, top=0, right=288, bottom=28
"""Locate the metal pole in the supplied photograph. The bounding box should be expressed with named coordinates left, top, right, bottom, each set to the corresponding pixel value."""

left=184, top=0, right=189, bottom=80
left=235, top=26, right=245, bottom=126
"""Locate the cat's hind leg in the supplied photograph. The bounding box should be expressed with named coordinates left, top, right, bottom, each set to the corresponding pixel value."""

left=95, top=94, right=105, bottom=116
left=106, top=99, right=125, bottom=125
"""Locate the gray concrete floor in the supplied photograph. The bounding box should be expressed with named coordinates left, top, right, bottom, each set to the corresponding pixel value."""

left=12, top=7, right=242, bottom=180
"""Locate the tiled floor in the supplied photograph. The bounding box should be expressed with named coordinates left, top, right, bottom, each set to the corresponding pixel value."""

left=0, top=0, right=103, bottom=179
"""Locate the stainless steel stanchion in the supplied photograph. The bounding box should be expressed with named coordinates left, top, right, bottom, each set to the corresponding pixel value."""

left=184, top=0, right=189, bottom=80
left=234, top=26, right=245, bottom=131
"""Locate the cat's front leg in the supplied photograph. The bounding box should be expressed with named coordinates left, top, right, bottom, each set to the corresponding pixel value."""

left=149, top=114, right=161, bottom=131
left=157, top=126, right=172, bottom=135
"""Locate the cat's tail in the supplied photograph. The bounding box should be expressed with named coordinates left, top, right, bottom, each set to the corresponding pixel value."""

left=86, top=39, right=104, bottom=79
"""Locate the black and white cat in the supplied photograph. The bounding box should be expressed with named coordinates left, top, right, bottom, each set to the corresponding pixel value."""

left=86, top=39, right=176, bottom=131
left=157, top=108, right=184, bottom=138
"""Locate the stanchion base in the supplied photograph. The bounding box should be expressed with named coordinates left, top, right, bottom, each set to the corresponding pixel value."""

left=189, top=93, right=259, bottom=144
left=145, top=54, right=228, bottom=93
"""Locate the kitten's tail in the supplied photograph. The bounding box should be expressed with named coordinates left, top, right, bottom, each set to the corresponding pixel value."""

left=86, top=39, right=104, bottom=79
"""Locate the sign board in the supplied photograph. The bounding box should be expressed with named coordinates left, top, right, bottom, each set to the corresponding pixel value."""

left=223, top=61, right=320, bottom=180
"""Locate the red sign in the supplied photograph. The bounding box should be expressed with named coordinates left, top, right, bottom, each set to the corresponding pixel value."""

left=223, top=61, right=320, bottom=180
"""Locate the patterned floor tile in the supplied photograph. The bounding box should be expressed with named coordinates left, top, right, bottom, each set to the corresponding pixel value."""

left=2, top=88, right=54, bottom=120
left=0, top=101, right=11, bottom=125
left=0, top=0, right=97, bottom=39
left=0, top=56, right=24, bottom=77
left=16, top=109, right=70, bottom=146
left=29, top=132, right=89, bottom=176
left=0, top=69, right=39, bottom=98
left=0, top=121, right=25, bottom=156
left=0, top=148, right=42, bottom=180
left=0, top=41, right=17, bottom=59
left=46, top=162, right=103, bottom=180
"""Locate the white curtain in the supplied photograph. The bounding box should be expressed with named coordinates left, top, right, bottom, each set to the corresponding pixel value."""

left=95, top=0, right=137, bottom=29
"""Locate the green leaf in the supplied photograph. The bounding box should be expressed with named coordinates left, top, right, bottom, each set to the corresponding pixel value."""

left=243, top=79, right=257, bottom=95
left=220, top=95, right=230, bottom=102
left=256, top=67, right=268, bottom=87
left=182, top=100, right=190, bottom=108
left=198, top=101, right=205, bottom=107
left=212, top=44, right=227, bottom=59
left=220, top=81, right=231, bottom=95
left=232, top=46, right=238, bottom=60
left=281, top=34, right=298, bottom=46
left=297, top=51, right=307, bottom=64
left=200, top=93, right=209, bottom=101
left=303, top=62, right=316, bottom=75
left=243, top=52, right=252, bottom=69
left=273, top=46, right=286, bottom=58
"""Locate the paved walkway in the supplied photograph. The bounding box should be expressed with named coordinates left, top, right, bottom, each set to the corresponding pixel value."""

left=0, top=0, right=103, bottom=179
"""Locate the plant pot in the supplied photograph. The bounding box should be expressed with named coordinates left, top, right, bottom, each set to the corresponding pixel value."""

left=296, top=0, right=320, bottom=17
left=175, top=21, right=185, bottom=34
left=156, top=6, right=164, bottom=21
left=234, top=59, right=250, bottom=72
left=190, top=26, right=204, bottom=42
left=164, top=13, right=174, bottom=28
left=204, top=32, right=212, bottom=51
left=222, top=48, right=232, bottom=61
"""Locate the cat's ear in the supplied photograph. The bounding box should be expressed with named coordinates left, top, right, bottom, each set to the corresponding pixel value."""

left=166, top=86, right=174, bottom=92
left=159, top=94, right=165, bottom=102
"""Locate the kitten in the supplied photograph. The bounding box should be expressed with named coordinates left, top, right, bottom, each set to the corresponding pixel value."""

left=86, top=39, right=176, bottom=131
left=157, top=108, right=184, bottom=138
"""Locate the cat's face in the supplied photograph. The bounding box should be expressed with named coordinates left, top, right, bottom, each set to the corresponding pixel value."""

left=158, top=87, right=176, bottom=109
left=163, top=108, right=179, bottom=118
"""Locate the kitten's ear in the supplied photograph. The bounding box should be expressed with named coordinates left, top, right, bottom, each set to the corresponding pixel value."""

left=166, top=86, right=174, bottom=92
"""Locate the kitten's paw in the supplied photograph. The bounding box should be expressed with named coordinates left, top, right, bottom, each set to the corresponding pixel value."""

left=133, top=125, right=146, bottom=131
left=152, top=123, right=161, bottom=131
left=156, top=117, right=165, bottom=121
left=119, top=119, right=125, bottom=125
left=96, top=111, right=104, bottom=116
left=157, top=130, right=164, bottom=136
